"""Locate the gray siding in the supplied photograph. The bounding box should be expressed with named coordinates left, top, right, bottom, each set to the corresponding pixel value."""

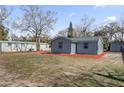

left=51, top=37, right=103, bottom=55
left=110, top=43, right=121, bottom=52
left=51, top=37, right=71, bottom=53
left=76, top=41, right=98, bottom=54
left=97, top=39, right=103, bottom=54
left=122, top=44, right=124, bottom=51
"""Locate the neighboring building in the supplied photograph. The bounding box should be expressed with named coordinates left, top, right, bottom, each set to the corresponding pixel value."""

left=0, top=41, right=50, bottom=52
left=110, top=42, right=124, bottom=52
left=51, top=36, right=103, bottom=55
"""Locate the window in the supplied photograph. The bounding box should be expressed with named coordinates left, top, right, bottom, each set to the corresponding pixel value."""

left=83, top=43, right=88, bottom=49
left=58, top=42, right=63, bottom=49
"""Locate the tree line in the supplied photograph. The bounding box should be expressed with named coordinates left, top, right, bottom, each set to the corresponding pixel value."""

left=1, top=5, right=124, bottom=51
left=0, top=6, right=56, bottom=51
left=58, top=15, right=124, bottom=51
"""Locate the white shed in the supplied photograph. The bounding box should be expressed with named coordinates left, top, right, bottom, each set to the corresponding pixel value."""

left=0, top=41, right=50, bottom=52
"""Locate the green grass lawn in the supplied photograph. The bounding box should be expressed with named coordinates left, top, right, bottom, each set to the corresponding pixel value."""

left=0, top=53, right=124, bottom=87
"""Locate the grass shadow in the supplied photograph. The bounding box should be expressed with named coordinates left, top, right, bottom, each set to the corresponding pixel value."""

left=93, top=72, right=124, bottom=82
left=122, top=52, right=124, bottom=64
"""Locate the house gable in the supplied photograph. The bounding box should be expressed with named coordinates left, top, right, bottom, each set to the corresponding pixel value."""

left=51, top=37, right=71, bottom=54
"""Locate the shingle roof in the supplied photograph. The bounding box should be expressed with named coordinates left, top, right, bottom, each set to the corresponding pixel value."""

left=63, top=37, right=101, bottom=43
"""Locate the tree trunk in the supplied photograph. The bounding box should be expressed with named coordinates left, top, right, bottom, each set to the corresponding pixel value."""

left=122, top=32, right=124, bottom=42
left=36, top=37, right=40, bottom=51
left=120, top=32, right=123, bottom=52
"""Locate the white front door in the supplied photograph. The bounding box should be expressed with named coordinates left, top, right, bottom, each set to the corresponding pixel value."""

left=71, top=43, right=76, bottom=54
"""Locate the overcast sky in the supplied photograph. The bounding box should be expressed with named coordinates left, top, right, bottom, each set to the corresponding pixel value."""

left=8, top=5, right=124, bottom=37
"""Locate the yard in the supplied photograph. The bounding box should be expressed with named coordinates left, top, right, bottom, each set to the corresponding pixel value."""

left=0, top=52, right=124, bottom=87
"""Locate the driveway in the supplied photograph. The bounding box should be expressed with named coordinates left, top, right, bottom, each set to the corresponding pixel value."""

left=101, top=52, right=123, bottom=64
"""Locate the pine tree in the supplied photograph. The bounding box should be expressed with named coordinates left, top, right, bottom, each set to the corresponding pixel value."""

left=68, top=22, right=74, bottom=38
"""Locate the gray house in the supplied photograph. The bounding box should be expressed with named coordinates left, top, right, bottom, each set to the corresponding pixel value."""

left=110, top=42, right=124, bottom=52
left=51, top=36, right=103, bottom=55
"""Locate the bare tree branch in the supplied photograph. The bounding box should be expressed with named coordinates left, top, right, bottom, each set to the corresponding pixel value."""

left=12, top=5, right=57, bottom=51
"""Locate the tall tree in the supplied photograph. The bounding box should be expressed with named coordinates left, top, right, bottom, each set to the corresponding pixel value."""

left=11, top=33, right=19, bottom=41
left=40, top=34, right=51, bottom=44
left=68, top=22, right=74, bottom=38
left=0, top=6, right=12, bottom=40
left=76, top=15, right=95, bottom=37
left=94, top=22, right=121, bottom=51
left=94, top=26, right=110, bottom=51
left=118, top=16, right=124, bottom=42
left=57, top=29, right=68, bottom=37
left=105, top=22, right=121, bottom=41
left=0, top=6, right=12, bottom=25
left=13, top=6, right=57, bottom=51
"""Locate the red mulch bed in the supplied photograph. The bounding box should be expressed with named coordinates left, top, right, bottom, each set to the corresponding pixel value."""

left=34, top=51, right=108, bottom=59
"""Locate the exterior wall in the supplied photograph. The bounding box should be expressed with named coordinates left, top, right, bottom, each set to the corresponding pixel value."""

left=110, top=43, right=121, bottom=52
left=0, top=42, right=50, bottom=52
left=51, top=37, right=71, bottom=53
left=122, top=44, right=124, bottom=52
left=40, top=43, right=50, bottom=51
left=51, top=37, right=103, bottom=55
left=76, top=41, right=98, bottom=54
left=97, top=39, right=103, bottom=54
left=20, top=43, right=36, bottom=51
